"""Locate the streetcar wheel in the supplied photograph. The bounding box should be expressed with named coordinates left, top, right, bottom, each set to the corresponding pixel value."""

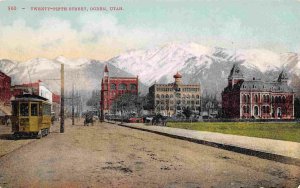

left=36, top=130, right=42, bottom=139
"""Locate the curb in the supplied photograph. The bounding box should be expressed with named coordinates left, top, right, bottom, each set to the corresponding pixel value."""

left=114, top=122, right=300, bottom=167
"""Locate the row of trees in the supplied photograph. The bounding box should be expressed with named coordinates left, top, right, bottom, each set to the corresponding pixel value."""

left=85, top=89, right=300, bottom=119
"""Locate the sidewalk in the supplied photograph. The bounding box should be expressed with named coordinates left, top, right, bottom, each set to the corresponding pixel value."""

left=114, top=122, right=300, bottom=166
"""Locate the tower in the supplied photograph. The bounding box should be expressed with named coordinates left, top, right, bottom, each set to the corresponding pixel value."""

left=277, top=70, right=288, bottom=83
left=100, top=65, right=110, bottom=120
left=228, top=64, right=244, bottom=87
left=173, top=72, right=182, bottom=85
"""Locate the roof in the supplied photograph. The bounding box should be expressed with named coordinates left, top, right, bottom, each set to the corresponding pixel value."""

left=173, top=72, right=182, bottom=79
left=224, top=80, right=294, bottom=93
left=13, top=94, right=49, bottom=102
left=104, top=65, right=109, bottom=72
left=228, top=64, right=243, bottom=79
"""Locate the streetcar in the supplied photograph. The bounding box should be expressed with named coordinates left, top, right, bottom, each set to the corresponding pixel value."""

left=11, top=94, right=52, bottom=139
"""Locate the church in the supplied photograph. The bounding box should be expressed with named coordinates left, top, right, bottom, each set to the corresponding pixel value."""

left=222, top=64, right=295, bottom=119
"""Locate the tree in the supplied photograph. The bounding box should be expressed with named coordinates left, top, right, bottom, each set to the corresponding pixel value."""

left=182, top=107, right=193, bottom=119
left=86, top=90, right=100, bottom=108
left=110, top=93, right=144, bottom=118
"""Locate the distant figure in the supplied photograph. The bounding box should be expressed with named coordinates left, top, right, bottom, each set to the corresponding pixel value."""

left=6, top=117, right=11, bottom=126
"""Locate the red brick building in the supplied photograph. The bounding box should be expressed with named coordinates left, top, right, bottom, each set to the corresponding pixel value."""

left=100, top=65, right=138, bottom=120
left=222, top=64, right=295, bottom=119
left=0, top=71, right=11, bottom=104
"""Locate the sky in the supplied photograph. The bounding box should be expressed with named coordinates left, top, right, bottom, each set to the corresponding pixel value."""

left=0, top=0, right=300, bottom=61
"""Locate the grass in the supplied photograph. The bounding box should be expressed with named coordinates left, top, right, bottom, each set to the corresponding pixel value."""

left=167, top=122, right=300, bottom=143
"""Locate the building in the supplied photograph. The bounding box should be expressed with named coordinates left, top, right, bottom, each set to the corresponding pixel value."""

left=222, top=64, right=295, bottom=119
left=0, top=71, right=11, bottom=104
left=149, top=72, right=201, bottom=116
left=52, top=93, right=61, bottom=119
left=100, top=65, right=139, bottom=120
left=12, top=80, right=53, bottom=104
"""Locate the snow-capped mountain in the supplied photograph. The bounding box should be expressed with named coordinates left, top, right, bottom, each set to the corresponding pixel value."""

left=107, top=42, right=300, bottom=96
left=1, top=42, right=299, bottom=100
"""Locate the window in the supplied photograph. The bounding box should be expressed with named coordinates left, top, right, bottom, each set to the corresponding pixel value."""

left=31, top=103, right=38, bottom=116
left=20, top=103, right=29, bottom=116
left=110, top=84, right=116, bottom=90
left=12, top=102, right=18, bottom=116
left=119, top=83, right=127, bottom=90
left=254, top=106, right=259, bottom=116
left=254, top=95, right=258, bottom=103
left=43, top=104, right=51, bottom=116
left=161, top=94, right=165, bottom=99
left=165, top=94, right=169, bottom=99
left=170, top=94, right=174, bottom=98
left=243, top=106, right=247, bottom=113
left=130, top=84, right=137, bottom=90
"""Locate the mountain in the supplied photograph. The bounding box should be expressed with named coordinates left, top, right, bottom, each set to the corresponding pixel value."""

left=107, top=42, right=300, bottom=97
left=1, top=42, right=299, bottom=101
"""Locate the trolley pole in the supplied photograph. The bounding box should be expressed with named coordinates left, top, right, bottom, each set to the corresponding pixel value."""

left=60, top=64, right=65, bottom=133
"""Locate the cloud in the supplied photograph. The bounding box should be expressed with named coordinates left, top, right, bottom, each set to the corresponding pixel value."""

left=0, top=14, right=167, bottom=61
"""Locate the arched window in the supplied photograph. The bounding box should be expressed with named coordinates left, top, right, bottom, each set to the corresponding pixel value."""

left=192, top=95, right=195, bottom=98
left=119, top=83, right=127, bottom=90
left=247, top=95, right=250, bottom=103
left=243, top=106, right=247, bottom=113
left=130, top=84, right=137, bottom=90
left=247, top=106, right=250, bottom=113
left=110, top=84, right=116, bottom=90
left=243, top=95, right=247, bottom=103
left=196, top=95, right=200, bottom=99
left=262, top=106, right=266, bottom=113
left=266, top=106, right=270, bottom=113
left=161, top=94, right=165, bottom=99
left=266, top=95, right=270, bottom=103
left=165, top=94, right=169, bottom=98
left=282, top=96, right=286, bottom=103
left=170, top=94, right=174, bottom=98
left=156, top=94, right=160, bottom=98
left=272, top=96, right=275, bottom=103
left=254, top=95, right=258, bottom=103
left=254, top=106, right=259, bottom=116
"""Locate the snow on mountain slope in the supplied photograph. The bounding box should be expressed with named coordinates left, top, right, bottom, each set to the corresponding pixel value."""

left=108, top=42, right=288, bottom=86
left=109, top=43, right=213, bottom=84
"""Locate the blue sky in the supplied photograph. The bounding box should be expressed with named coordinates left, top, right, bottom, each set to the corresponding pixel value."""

left=0, top=0, right=300, bottom=61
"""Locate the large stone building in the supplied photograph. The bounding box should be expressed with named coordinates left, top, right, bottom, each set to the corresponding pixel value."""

left=100, top=65, right=139, bottom=120
left=149, top=72, right=201, bottom=116
left=222, top=64, right=295, bottom=119
left=0, top=71, right=11, bottom=104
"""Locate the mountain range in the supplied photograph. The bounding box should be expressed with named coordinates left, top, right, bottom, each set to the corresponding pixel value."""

left=0, top=42, right=299, bottom=103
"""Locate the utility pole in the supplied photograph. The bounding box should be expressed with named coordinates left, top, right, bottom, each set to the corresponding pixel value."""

left=72, top=83, right=75, bottom=125
left=60, top=64, right=65, bottom=133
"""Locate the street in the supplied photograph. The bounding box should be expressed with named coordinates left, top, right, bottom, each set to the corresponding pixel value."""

left=0, top=120, right=299, bottom=188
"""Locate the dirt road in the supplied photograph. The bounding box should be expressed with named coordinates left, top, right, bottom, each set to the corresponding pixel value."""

left=0, top=121, right=299, bottom=188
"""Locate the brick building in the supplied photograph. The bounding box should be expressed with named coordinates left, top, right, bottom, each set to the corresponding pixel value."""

left=222, top=64, right=295, bottom=119
left=100, top=65, right=138, bottom=120
left=0, top=71, right=11, bottom=104
left=149, top=72, right=201, bottom=116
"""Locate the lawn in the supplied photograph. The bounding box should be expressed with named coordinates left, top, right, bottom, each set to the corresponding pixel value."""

left=167, top=122, right=300, bottom=143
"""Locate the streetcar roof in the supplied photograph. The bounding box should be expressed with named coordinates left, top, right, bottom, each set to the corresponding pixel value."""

left=13, top=94, right=49, bottom=103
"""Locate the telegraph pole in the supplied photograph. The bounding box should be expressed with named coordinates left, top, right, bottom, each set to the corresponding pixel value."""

left=72, top=83, right=75, bottom=125
left=60, top=64, right=65, bottom=133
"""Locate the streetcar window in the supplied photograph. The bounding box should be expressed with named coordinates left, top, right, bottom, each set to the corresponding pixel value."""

left=31, top=103, right=38, bottom=116
left=20, top=103, right=29, bottom=116
left=12, top=102, right=18, bottom=116
left=43, top=104, right=51, bottom=116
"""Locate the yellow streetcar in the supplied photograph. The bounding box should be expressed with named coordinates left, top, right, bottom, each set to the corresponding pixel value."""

left=11, top=94, right=52, bottom=139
